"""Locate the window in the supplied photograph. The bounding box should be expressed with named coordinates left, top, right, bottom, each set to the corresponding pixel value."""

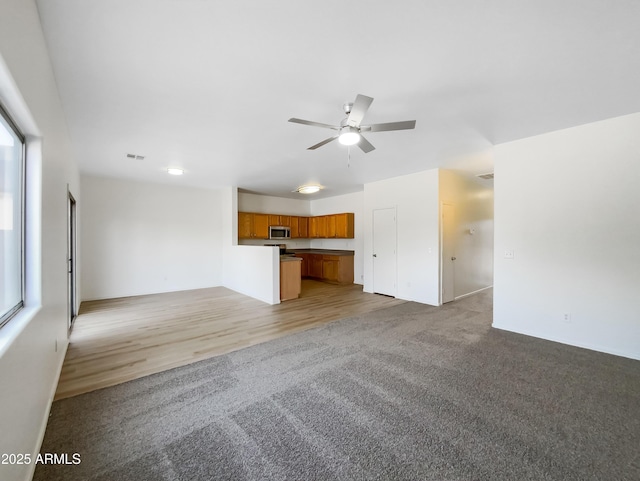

left=0, top=104, right=24, bottom=327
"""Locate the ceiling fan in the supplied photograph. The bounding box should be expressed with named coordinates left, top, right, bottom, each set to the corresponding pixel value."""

left=288, top=94, right=416, bottom=153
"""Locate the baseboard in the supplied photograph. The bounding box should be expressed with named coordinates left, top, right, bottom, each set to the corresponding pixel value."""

left=454, top=285, right=493, bottom=301
left=25, top=339, right=69, bottom=481
left=491, top=323, right=640, bottom=361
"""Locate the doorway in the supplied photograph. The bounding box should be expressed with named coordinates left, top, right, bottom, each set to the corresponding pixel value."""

left=372, top=208, right=397, bottom=296
left=67, top=190, right=77, bottom=328
left=441, top=202, right=456, bottom=303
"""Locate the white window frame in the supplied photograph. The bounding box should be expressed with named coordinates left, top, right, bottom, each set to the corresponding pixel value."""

left=0, top=103, right=25, bottom=328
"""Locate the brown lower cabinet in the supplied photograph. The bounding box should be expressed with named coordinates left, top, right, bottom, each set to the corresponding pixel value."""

left=297, top=253, right=309, bottom=277
left=280, top=258, right=302, bottom=301
left=308, top=254, right=324, bottom=278
left=295, top=253, right=354, bottom=285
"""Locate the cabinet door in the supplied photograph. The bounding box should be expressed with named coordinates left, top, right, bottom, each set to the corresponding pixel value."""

left=238, top=212, right=253, bottom=239
left=335, top=213, right=355, bottom=238
left=279, top=215, right=291, bottom=227
left=308, top=217, right=317, bottom=238
left=321, top=216, right=329, bottom=237
left=296, top=253, right=309, bottom=277
left=309, top=254, right=323, bottom=278
left=309, top=216, right=328, bottom=238
left=290, top=216, right=300, bottom=238
left=298, top=217, right=308, bottom=238
left=268, top=214, right=280, bottom=226
left=322, top=256, right=339, bottom=282
left=336, top=255, right=354, bottom=284
left=326, top=215, right=337, bottom=238
left=254, top=214, right=270, bottom=239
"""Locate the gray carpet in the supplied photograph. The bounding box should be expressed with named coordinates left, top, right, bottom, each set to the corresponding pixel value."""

left=35, top=290, right=640, bottom=480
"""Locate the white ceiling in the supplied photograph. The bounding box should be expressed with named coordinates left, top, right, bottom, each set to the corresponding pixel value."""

left=35, top=0, right=640, bottom=199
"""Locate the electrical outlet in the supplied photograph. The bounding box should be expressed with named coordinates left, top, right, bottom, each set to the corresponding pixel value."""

left=563, top=312, right=571, bottom=323
left=504, top=249, right=514, bottom=259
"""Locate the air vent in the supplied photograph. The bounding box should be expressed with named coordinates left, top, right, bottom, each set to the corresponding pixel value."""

left=476, top=172, right=494, bottom=180
left=126, top=153, right=145, bottom=160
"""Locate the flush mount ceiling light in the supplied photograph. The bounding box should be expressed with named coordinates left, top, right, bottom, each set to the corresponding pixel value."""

left=167, top=168, right=184, bottom=176
left=293, top=184, right=321, bottom=194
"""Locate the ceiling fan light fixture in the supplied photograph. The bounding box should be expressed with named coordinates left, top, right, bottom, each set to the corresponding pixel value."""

left=294, top=184, right=321, bottom=194
left=338, top=126, right=360, bottom=146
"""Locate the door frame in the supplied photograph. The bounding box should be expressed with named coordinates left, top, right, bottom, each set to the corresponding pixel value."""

left=67, top=188, right=77, bottom=329
left=440, top=202, right=456, bottom=304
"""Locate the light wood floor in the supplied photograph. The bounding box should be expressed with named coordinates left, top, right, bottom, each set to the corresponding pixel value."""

left=55, top=280, right=405, bottom=400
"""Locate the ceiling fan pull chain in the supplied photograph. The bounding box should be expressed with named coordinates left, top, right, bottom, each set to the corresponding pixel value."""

left=347, top=146, right=351, bottom=168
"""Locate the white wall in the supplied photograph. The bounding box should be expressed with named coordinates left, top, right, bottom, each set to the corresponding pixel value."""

left=363, top=169, right=440, bottom=305
left=222, top=187, right=280, bottom=304
left=310, top=192, right=364, bottom=285
left=239, top=192, right=311, bottom=216
left=0, top=1, right=80, bottom=480
left=439, top=169, right=494, bottom=298
left=493, top=112, right=640, bottom=360
left=81, top=176, right=224, bottom=300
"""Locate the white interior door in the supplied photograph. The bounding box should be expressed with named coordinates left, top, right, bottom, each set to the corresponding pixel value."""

left=441, top=203, right=456, bottom=303
left=372, top=208, right=397, bottom=296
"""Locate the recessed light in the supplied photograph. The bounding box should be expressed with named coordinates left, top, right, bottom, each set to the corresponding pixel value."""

left=167, top=168, right=184, bottom=176
left=293, top=184, right=321, bottom=194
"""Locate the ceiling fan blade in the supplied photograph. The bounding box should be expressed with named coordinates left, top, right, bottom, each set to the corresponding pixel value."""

left=357, top=135, right=375, bottom=153
left=289, top=118, right=339, bottom=130
left=365, top=120, right=417, bottom=132
left=308, top=135, right=339, bottom=150
left=347, top=94, right=374, bottom=127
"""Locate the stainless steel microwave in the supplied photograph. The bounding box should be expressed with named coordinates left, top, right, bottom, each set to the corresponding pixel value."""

left=269, top=226, right=291, bottom=239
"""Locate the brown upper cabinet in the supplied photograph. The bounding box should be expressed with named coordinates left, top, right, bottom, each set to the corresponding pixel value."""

left=238, top=212, right=269, bottom=239
left=290, top=216, right=299, bottom=238
left=334, top=213, right=355, bottom=238
left=298, top=217, right=309, bottom=238
left=238, top=212, right=353, bottom=239
left=268, top=214, right=291, bottom=227
left=326, top=215, right=336, bottom=238
left=290, top=216, right=309, bottom=238
left=309, top=216, right=327, bottom=238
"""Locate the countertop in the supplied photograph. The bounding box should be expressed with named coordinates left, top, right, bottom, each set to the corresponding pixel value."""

left=285, top=249, right=355, bottom=256
left=279, top=255, right=302, bottom=262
